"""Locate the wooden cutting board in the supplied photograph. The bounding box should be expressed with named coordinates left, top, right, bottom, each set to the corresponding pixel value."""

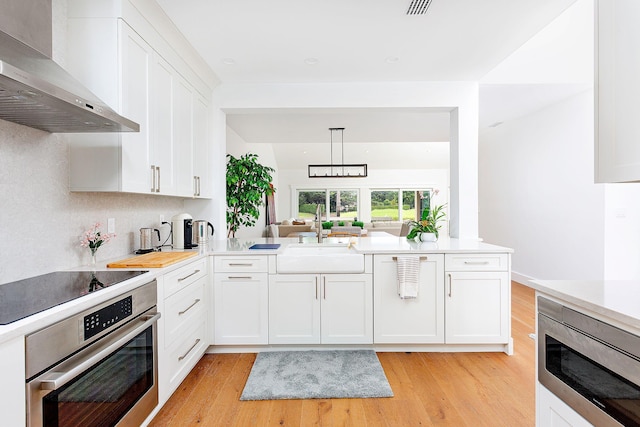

left=107, top=251, right=198, bottom=268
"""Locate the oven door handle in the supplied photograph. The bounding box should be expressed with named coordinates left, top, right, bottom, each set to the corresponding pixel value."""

left=39, top=312, right=161, bottom=391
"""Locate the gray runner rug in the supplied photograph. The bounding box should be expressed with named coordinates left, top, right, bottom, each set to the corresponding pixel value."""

left=240, top=350, right=394, bottom=400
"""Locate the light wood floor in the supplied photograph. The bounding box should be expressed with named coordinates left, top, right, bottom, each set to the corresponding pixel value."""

left=150, top=282, right=536, bottom=426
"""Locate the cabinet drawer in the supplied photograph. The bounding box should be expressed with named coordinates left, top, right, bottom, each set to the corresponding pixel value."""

left=164, top=278, right=205, bottom=348
left=166, top=320, right=207, bottom=390
left=214, top=256, right=268, bottom=273
left=445, top=253, right=509, bottom=271
left=164, top=257, right=207, bottom=297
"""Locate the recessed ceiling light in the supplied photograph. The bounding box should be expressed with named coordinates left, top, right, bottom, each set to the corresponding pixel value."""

left=385, top=56, right=400, bottom=64
left=304, top=57, right=319, bottom=65
left=222, top=58, right=236, bottom=65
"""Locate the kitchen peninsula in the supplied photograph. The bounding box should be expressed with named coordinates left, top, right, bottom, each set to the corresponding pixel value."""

left=0, top=234, right=512, bottom=426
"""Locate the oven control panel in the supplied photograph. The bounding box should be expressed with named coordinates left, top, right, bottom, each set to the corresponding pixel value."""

left=84, top=295, right=133, bottom=340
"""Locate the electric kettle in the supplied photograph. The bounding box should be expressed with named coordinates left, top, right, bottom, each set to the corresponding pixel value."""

left=193, top=220, right=214, bottom=245
left=171, top=213, right=195, bottom=249
left=137, top=228, right=160, bottom=254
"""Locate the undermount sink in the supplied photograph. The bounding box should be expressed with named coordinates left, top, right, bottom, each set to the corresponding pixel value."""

left=277, top=243, right=365, bottom=273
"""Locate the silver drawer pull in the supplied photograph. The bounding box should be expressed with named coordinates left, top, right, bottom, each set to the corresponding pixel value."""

left=463, top=261, right=490, bottom=265
left=178, top=338, right=201, bottom=361
left=228, top=276, right=252, bottom=280
left=178, top=299, right=201, bottom=315
left=178, top=269, right=200, bottom=282
left=229, top=263, right=253, bottom=266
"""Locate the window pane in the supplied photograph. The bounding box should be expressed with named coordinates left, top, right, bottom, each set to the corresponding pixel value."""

left=371, top=190, right=399, bottom=221
left=329, top=190, right=358, bottom=220
left=298, top=190, right=325, bottom=219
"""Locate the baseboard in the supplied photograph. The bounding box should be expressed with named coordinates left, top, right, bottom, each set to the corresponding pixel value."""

left=512, top=271, right=537, bottom=287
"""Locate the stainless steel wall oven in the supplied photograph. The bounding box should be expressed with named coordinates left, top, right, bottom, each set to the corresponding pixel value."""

left=26, top=280, right=159, bottom=427
left=538, top=296, right=640, bottom=427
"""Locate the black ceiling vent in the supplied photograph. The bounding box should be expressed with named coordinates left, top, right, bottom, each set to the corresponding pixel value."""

left=406, top=0, right=433, bottom=15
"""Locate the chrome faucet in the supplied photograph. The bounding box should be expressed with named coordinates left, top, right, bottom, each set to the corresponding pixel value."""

left=316, top=204, right=324, bottom=243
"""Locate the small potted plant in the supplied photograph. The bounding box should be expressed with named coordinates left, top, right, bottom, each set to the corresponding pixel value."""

left=406, top=204, right=446, bottom=242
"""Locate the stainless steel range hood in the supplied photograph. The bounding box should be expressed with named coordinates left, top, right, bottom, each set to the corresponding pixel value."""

left=0, top=2, right=139, bottom=133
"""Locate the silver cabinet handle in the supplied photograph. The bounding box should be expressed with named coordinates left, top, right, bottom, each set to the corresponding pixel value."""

left=198, top=176, right=201, bottom=196
left=228, top=276, right=252, bottom=280
left=39, top=312, right=161, bottom=391
left=178, top=299, right=201, bottom=316
left=178, top=338, right=201, bottom=361
left=315, top=276, right=318, bottom=300
left=323, top=276, right=326, bottom=300
left=150, top=165, right=156, bottom=192
left=448, top=273, right=452, bottom=297
left=464, top=261, right=490, bottom=265
left=178, top=269, right=200, bottom=282
left=193, top=176, right=198, bottom=196
left=229, top=263, right=253, bottom=266
left=156, top=166, right=160, bottom=192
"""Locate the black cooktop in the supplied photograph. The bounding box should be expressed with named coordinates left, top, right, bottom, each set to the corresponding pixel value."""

left=0, top=270, right=147, bottom=325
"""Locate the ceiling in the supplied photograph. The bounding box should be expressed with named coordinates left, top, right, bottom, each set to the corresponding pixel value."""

left=156, top=0, right=585, bottom=170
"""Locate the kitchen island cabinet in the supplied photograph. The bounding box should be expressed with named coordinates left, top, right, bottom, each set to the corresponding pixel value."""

left=373, top=254, right=445, bottom=344
left=445, top=254, right=511, bottom=352
left=269, top=273, right=373, bottom=344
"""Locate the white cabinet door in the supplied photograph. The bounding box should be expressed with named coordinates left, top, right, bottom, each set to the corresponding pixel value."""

left=321, top=274, right=373, bottom=344
left=269, top=273, right=372, bottom=344
left=173, top=76, right=194, bottom=197
left=269, top=274, right=320, bottom=344
left=0, top=335, right=25, bottom=427
left=373, top=254, right=445, bottom=344
left=150, top=54, right=177, bottom=195
left=596, top=0, right=640, bottom=182
left=445, top=271, right=510, bottom=344
left=118, top=21, right=152, bottom=193
left=192, top=94, right=210, bottom=198
left=214, top=272, right=269, bottom=344
left=68, top=19, right=153, bottom=193
left=537, top=384, right=593, bottom=427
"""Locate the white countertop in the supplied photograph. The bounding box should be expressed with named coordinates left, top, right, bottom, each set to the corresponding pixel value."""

left=530, top=279, right=640, bottom=332
left=207, top=235, right=513, bottom=255
left=0, top=236, right=511, bottom=345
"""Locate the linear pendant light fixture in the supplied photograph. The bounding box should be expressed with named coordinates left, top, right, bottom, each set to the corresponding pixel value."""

left=308, top=127, right=368, bottom=178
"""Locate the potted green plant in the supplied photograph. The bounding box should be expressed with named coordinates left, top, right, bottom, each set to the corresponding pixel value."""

left=406, top=204, right=446, bottom=242
left=226, top=153, right=275, bottom=238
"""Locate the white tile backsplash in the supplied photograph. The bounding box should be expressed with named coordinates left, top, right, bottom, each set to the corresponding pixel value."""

left=0, top=119, right=185, bottom=284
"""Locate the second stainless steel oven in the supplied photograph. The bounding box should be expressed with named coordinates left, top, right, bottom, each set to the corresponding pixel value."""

left=538, top=296, right=640, bottom=427
left=26, top=280, right=160, bottom=427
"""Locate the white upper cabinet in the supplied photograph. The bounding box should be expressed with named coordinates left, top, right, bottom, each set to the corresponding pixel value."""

left=66, top=1, right=212, bottom=197
left=596, top=0, right=640, bottom=182
left=68, top=19, right=153, bottom=193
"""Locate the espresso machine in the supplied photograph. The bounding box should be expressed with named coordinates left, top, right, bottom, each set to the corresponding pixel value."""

left=171, top=213, right=196, bottom=249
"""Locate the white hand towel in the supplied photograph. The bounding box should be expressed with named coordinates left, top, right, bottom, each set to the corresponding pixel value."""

left=396, top=255, right=420, bottom=299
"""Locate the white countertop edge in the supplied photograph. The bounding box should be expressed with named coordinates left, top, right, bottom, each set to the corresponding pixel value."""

left=530, top=280, right=640, bottom=333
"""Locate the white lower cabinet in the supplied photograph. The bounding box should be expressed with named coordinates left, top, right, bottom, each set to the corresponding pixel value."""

left=214, top=272, right=269, bottom=344
left=269, top=274, right=373, bottom=344
left=0, top=335, right=25, bottom=427
left=537, top=383, right=593, bottom=427
left=445, top=254, right=510, bottom=344
left=158, top=257, right=209, bottom=403
left=373, top=254, right=445, bottom=344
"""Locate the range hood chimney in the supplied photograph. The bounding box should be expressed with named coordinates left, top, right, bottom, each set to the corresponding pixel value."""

left=0, top=0, right=139, bottom=133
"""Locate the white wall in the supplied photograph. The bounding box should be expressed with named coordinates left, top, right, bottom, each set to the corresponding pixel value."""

left=215, top=81, right=479, bottom=239
left=603, top=185, right=640, bottom=279
left=224, top=126, right=279, bottom=238
left=479, top=90, right=605, bottom=281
